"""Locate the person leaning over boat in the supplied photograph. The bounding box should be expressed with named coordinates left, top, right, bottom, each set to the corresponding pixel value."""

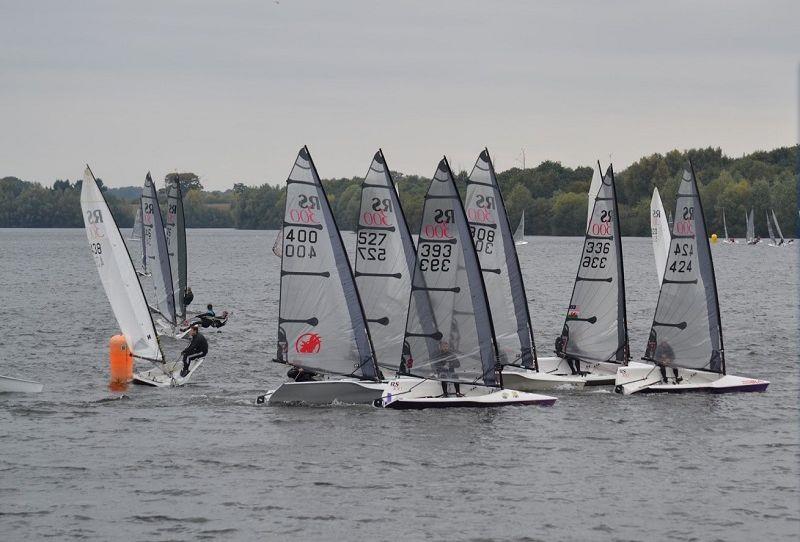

left=180, top=324, right=208, bottom=377
left=197, top=303, right=215, bottom=318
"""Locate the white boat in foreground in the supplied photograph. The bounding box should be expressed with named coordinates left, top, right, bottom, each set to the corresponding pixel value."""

left=81, top=166, right=202, bottom=388
left=380, top=157, right=556, bottom=409
left=615, top=164, right=769, bottom=395
left=261, top=147, right=386, bottom=406
left=132, top=357, right=204, bottom=387
left=0, top=375, right=44, bottom=393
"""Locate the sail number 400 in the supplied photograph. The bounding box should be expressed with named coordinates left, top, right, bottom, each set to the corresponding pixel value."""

left=284, top=228, right=318, bottom=258
left=419, top=242, right=451, bottom=272
left=357, top=231, right=387, bottom=261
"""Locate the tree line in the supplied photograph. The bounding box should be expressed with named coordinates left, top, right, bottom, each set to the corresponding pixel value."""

left=1, top=145, right=796, bottom=237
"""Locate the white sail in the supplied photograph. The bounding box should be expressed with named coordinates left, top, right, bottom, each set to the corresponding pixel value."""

left=587, top=165, right=602, bottom=227
left=771, top=210, right=785, bottom=244
left=465, top=149, right=536, bottom=369
left=81, top=166, right=162, bottom=362
left=277, top=147, right=379, bottom=380
left=513, top=211, right=526, bottom=244
left=644, top=166, right=724, bottom=373
left=722, top=208, right=729, bottom=239
left=354, top=150, right=416, bottom=374
left=272, top=229, right=283, bottom=257
left=140, top=173, right=176, bottom=325
left=558, top=164, right=629, bottom=364
left=746, top=209, right=755, bottom=243
left=650, top=188, right=671, bottom=283
left=766, top=211, right=777, bottom=245
left=130, top=208, right=142, bottom=240
left=165, top=178, right=187, bottom=320
left=401, top=158, right=499, bottom=386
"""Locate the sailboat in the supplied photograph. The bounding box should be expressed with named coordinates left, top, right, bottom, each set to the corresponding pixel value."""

left=745, top=209, right=759, bottom=244
left=721, top=208, right=736, bottom=244
left=651, top=188, right=671, bottom=284
left=768, top=209, right=789, bottom=246
left=258, top=147, right=387, bottom=405
left=380, top=157, right=556, bottom=409
left=513, top=210, right=527, bottom=245
left=353, top=149, right=419, bottom=377
left=766, top=210, right=778, bottom=246
left=130, top=207, right=143, bottom=240
left=515, top=163, right=632, bottom=387
left=165, top=177, right=189, bottom=321
left=463, top=149, right=583, bottom=391
left=614, top=165, right=769, bottom=394
left=140, top=173, right=179, bottom=336
left=81, top=166, right=204, bottom=387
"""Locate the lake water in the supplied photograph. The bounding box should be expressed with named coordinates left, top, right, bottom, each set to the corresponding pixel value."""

left=1, top=228, right=798, bottom=541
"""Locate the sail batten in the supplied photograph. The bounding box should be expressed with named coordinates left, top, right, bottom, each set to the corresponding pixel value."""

left=465, top=149, right=536, bottom=369
left=353, top=150, right=417, bottom=374
left=644, top=165, right=724, bottom=374
left=401, top=158, right=499, bottom=386
left=558, top=164, right=628, bottom=364
left=277, top=147, right=379, bottom=380
left=81, top=167, right=162, bottom=362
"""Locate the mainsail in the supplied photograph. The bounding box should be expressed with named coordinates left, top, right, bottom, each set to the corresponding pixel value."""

left=651, top=188, right=671, bottom=284
left=354, top=150, right=417, bottom=374
left=81, top=166, right=162, bottom=362
left=771, top=210, right=784, bottom=244
left=165, top=178, right=188, bottom=320
left=766, top=211, right=776, bottom=245
left=513, top=211, right=525, bottom=244
left=464, top=149, right=536, bottom=369
left=276, top=147, right=379, bottom=380
left=140, top=173, right=176, bottom=325
left=587, top=165, right=602, bottom=226
left=746, top=209, right=755, bottom=243
left=131, top=208, right=143, bottom=240
left=644, top=165, right=724, bottom=373
left=401, top=158, right=499, bottom=386
left=558, top=164, right=628, bottom=364
left=722, top=208, right=729, bottom=239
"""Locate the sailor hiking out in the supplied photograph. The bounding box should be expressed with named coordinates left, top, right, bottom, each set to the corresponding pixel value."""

left=181, top=325, right=208, bottom=377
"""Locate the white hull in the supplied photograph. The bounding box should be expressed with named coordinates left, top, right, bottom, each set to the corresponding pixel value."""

left=132, top=357, right=204, bottom=387
left=514, top=240, right=528, bottom=246
left=258, top=379, right=388, bottom=405
left=502, top=357, right=641, bottom=390
left=614, top=365, right=769, bottom=395
left=380, top=378, right=556, bottom=409
left=0, top=375, right=43, bottom=393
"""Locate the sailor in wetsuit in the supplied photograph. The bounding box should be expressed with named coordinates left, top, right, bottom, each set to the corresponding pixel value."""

left=183, top=286, right=194, bottom=308
left=287, top=366, right=317, bottom=382
left=655, top=341, right=681, bottom=384
left=180, top=325, right=208, bottom=377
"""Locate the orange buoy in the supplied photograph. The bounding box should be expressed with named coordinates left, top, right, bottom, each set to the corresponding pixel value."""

left=109, top=335, right=133, bottom=390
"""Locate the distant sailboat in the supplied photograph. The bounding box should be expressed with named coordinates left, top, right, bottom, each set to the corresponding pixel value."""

left=769, top=209, right=789, bottom=246
left=766, top=210, right=778, bottom=246
left=721, top=208, right=736, bottom=244
left=745, top=209, right=759, bottom=244
left=381, top=157, right=556, bottom=408
left=81, top=166, right=203, bottom=387
left=615, top=165, right=769, bottom=394
left=513, top=211, right=527, bottom=245
left=651, top=188, right=671, bottom=284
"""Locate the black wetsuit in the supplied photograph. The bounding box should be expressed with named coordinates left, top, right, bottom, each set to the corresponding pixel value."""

left=287, top=366, right=317, bottom=382
left=181, top=332, right=208, bottom=375
left=184, top=290, right=194, bottom=307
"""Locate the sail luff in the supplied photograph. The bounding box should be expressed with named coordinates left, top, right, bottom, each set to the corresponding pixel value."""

left=81, top=166, right=162, bottom=362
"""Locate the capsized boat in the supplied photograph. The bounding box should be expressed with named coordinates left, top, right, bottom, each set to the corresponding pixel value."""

left=258, top=147, right=386, bottom=406
left=516, top=163, right=633, bottom=388
left=513, top=210, right=527, bottom=245
left=462, top=149, right=582, bottom=391
left=380, top=157, right=556, bottom=409
left=0, top=375, right=43, bottom=393
left=615, top=164, right=769, bottom=394
left=81, top=166, right=203, bottom=388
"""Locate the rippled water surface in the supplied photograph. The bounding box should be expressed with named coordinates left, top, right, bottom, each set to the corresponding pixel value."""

left=1, top=228, right=798, bottom=541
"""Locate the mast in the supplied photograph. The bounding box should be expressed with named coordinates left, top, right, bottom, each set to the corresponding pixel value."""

left=606, top=164, right=630, bottom=362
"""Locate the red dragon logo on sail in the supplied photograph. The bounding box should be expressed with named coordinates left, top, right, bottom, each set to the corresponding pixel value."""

left=295, top=333, right=322, bottom=354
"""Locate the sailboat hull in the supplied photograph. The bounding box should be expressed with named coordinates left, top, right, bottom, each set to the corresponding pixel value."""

left=0, top=375, right=44, bottom=393
left=132, top=358, right=204, bottom=387
left=514, top=240, right=528, bottom=246
left=258, top=379, right=388, bottom=405
left=380, top=379, right=556, bottom=409
left=614, top=365, right=769, bottom=395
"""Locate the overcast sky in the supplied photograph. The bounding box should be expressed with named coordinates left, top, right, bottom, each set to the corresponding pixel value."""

left=1, top=0, right=797, bottom=189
